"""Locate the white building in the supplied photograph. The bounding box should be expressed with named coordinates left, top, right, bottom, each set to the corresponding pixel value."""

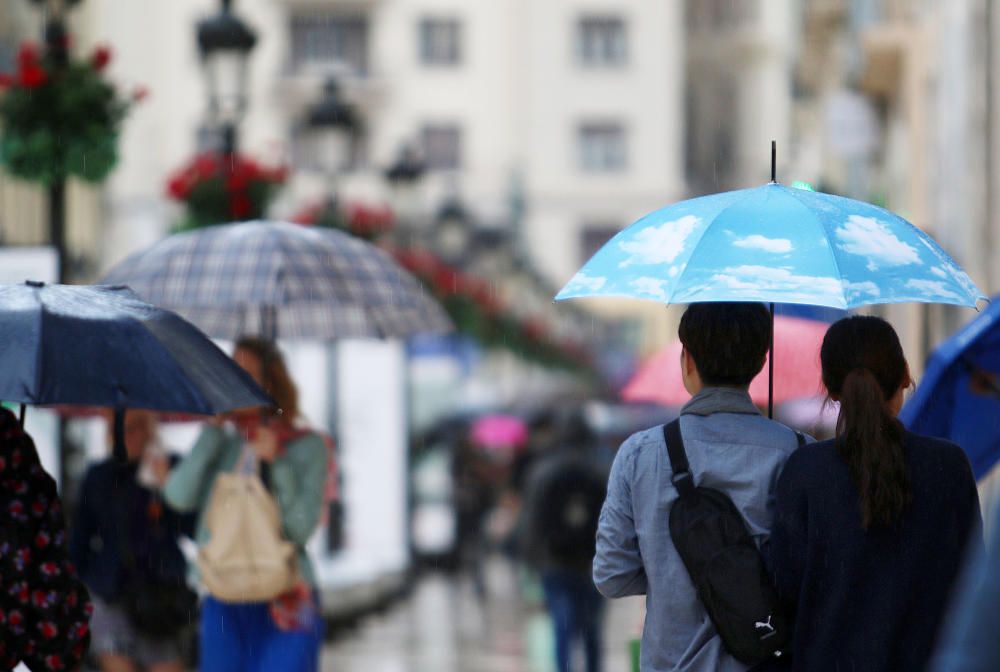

left=28, top=0, right=678, bottom=355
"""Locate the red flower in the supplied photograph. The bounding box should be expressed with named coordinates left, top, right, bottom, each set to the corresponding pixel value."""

left=230, top=191, right=252, bottom=219
left=18, top=65, right=46, bottom=88
left=166, top=175, right=189, bottom=200
left=7, top=610, right=22, bottom=627
left=39, top=621, right=58, bottom=639
left=133, top=85, right=150, bottom=102
left=15, top=43, right=46, bottom=88
left=225, top=171, right=249, bottom=191
left=44, top=654, right=64, bottom=670
left=193, top=153, right=218, bottom=179
left=91, top=45, right=112, bottom=70
left=17, top=43, right=39, bottom=67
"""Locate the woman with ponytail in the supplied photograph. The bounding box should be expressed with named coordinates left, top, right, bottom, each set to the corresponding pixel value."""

left=767, top=316, right=982, bottom=672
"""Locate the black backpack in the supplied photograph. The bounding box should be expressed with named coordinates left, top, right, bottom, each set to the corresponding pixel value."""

left=664, top=419, right=799, bottom=666
left=535, top=456, right=607, bottom=566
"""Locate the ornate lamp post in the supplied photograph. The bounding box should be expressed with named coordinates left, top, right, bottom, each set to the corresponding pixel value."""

left=304, top=77, right=359, bottom=201
left=196, top=0, right=257, bottom=156
left=27, top=0, right=82, bottom=282
left=383, top=144, right=426, bottom=243
left=433, top=197, right=472, bottom=267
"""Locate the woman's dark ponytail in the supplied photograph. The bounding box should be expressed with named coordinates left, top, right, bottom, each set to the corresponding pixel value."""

left=822, top=317, right=911, bottom=530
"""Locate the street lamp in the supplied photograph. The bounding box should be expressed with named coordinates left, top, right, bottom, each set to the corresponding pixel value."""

left=384, top=144, right=426, bottom=233
left=197, top=0, right=257, bottom=155
left=305, top=77, right=360, bottom=177
left=27, top=0, right=83, bottom=283
left=301, top=77, right=359, bottom=228
left=434, top=198, right=472, bottom=266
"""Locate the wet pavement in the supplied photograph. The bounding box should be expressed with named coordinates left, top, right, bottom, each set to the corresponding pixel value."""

left=321, top=555, right=645, bottom=672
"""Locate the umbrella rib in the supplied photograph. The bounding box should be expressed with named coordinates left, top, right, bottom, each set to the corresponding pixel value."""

left=32, top=288, right=46, bottom=405
left=783, top=187, right=850, bottom=309
left=667, top=188, right=762, bottom=304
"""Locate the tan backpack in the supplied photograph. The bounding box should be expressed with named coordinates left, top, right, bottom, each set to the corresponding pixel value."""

left=196, top=471, right=299, bottom=603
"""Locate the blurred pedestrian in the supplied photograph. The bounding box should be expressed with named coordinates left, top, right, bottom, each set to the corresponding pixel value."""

left=594, top=302, right=806, bottom=671
left=453, top=435, right=500, bottom=597
left=768, top=316, right=983, bottom=671
left=0, top=406, right=91, bottom=671
left=519, top=413, right=607, bottom=672
left=70, top=409, right=196, bottom=672
left=930, top=496, right=1000, bottom=671
left=165, top=337, right=329, bottom=672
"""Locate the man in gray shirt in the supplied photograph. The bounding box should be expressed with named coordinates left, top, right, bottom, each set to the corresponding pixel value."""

left=594, top=303, right=806, bottom=671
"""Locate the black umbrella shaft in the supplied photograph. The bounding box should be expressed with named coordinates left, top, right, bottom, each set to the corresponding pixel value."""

left=769, top=302, right=775, bottom=419
left=113, top=408, right=127, bottom=462
left=771, top=141, right=776, bottom=183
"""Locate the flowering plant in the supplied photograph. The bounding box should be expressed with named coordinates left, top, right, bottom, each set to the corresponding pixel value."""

left=0, top=43, right=141, bottom=183
left=166, top=152, right=288, bottom=230
left=394, top=246, right=593, bottom=372
left=292, top=200, right=395, bottom=241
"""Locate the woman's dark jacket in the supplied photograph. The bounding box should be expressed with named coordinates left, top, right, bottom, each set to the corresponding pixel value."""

left=0, top=407, right=91, bottom=671
left=768, top=431, right=983, bottom=672
left=69, top=456, right=195, bottom=603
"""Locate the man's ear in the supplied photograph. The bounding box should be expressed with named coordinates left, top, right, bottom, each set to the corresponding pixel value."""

left=682, top=348, right=695, bottom=377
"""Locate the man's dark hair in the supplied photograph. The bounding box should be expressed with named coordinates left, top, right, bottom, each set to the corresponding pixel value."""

left=678, top=302, right=771, bottom=387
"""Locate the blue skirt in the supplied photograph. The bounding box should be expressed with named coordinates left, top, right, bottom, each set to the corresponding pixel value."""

left=198, top=594, right=324, bottom=672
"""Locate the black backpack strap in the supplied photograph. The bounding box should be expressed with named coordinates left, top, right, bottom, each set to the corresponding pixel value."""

left=663, top=419, right=695, bottom=498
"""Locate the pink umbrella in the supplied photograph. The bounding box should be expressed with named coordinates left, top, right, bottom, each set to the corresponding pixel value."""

left=622, top=316, right=829, bottom=407
left=470, top=414, right=528, bottom=453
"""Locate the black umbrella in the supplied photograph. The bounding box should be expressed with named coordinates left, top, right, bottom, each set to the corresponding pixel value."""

left=0, top=281, right=272, bottom=459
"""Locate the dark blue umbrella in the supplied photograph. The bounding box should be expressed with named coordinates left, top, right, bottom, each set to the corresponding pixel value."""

left=900, top=297, right=1000, bottom=479
left=0, top=281, right=272, bottom=458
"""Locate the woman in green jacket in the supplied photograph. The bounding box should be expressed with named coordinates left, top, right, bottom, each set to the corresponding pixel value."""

left=165, top=337, right=328, bottom=672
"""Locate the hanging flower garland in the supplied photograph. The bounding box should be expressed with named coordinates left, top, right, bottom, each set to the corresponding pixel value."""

left=292, top=199, right=395, bottom=241
left=293, top=205, right=596, bottom=374
left=0, top=43, right=141, bottom=184
left=166, top=152, right=288, bottom=231
left=393, top=246, right=595, bottom=373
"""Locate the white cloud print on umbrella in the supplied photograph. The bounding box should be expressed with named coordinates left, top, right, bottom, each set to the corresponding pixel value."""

left=556, top=182, right=984, bottom=310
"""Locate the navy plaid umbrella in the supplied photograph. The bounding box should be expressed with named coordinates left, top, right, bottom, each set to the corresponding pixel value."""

left=101, top=221, right=452, bottom=340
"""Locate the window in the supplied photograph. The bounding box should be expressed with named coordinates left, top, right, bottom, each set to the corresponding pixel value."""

left=578, top=123, right=627, bottom=173
left=577, top=16, right=626, bottom=67
left=419, top=18, right=462, bottom=66
left=421, top=124, right=462, bottom=170
left=580, top=224, right=622, bottom=264
left=290, top=13, right=369, bottom=76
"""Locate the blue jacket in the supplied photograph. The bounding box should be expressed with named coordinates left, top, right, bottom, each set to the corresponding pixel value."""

left=594, top=387, right=805, bottom=672
left=70, top=457, right=195, bottom=603
left=931, top=495, right=1000, bottom=671
left=769, top=432, right=982, bottom=672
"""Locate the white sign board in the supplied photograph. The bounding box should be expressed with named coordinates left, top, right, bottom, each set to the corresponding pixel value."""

left=312, top=340, right=409, bottom=603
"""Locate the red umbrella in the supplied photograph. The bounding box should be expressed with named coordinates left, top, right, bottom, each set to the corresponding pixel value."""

left=622, top=316, right=829, bottom=407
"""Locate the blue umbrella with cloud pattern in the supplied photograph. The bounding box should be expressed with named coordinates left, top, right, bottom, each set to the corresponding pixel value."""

left=556, top=145, right=985, bottom=414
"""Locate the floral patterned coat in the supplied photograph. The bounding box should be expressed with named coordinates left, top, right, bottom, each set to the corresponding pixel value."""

left=0, top=408, right=91, bottom=671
